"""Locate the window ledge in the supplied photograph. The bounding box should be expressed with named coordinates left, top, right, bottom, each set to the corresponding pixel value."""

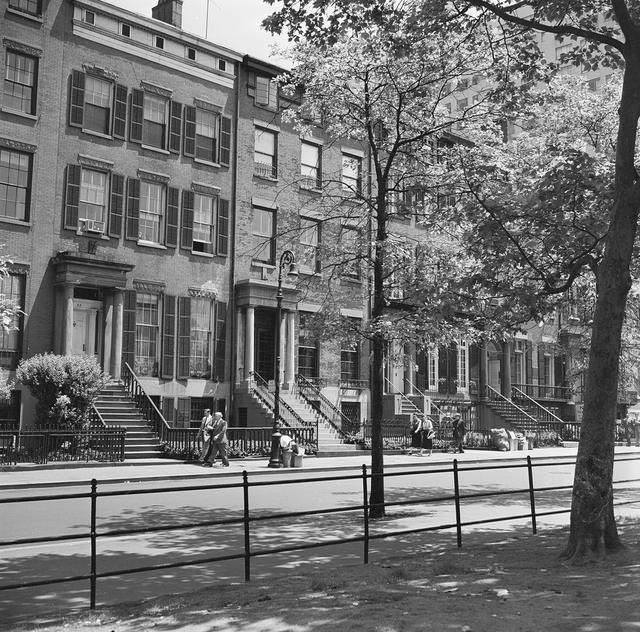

left=194, top=157, right=221, bottom=168
left=253, top=173, right=278, bottom=183
left=0, top=106, right=37, bottom=121
left=299, top=184, right=322, bottom=194
left=251, top=260, right=275, bottom=270
left=5, top=7, right=43, bottom=23
left=83, top=129, right=113, bottom=141
left=341, top=276, right=362, bottom=284
left=0, top=216, right=30, bottom=227
left=137, top=240, right=167, bottom=250
left=141, top=145, right=170, bottom=156
left=298, top=268, right=321, bottom=278
left=190, top=249, right=214, bottom=259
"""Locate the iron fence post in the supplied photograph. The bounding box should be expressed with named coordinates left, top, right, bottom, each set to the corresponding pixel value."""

left=527, top=455, right=537, bottom=534
left=243, top=471, right=251, bottom=581
left=90, top=478, right=97, bottom=609
left=453, top=459, right=462, bottom=548
left=362, top=464, right=369, bottom=564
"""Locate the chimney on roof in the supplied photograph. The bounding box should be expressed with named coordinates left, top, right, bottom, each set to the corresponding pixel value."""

left=152, top=0, right=183, bottom=29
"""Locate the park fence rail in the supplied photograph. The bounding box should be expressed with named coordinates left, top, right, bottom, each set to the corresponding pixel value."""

left=0, top=454, right=638, bottom=611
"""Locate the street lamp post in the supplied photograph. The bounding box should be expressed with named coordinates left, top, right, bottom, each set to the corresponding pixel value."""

left=268, top=249, right=297, bottom=468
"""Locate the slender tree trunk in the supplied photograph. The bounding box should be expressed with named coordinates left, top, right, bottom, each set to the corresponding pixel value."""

left=369, top=193, right=389, bottom=519
left=564, top=52, right=640, bottom=562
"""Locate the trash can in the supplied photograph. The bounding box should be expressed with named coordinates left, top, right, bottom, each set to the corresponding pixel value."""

left=292, top=447, right=305, bottom=468
left=282, top=449, right=293, bottom=468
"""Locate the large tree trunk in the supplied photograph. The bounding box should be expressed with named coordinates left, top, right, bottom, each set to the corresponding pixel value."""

left=369, top=192, right=389, bottom=519
left=564, top=52, right=640, bottom=562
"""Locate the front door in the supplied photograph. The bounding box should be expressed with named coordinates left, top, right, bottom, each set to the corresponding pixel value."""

left=255, top=309, right=276, bottom=381
left=71, top=299, right=102, bottom=358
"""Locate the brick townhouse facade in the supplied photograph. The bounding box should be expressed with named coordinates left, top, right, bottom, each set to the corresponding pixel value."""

left=0, top=0, right=588, bottom=433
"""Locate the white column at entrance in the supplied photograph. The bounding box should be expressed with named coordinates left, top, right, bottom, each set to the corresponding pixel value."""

left=111, top=291, right=124, bottom=379
left=62, top=284, right=74, bottom=355
left=103, top=293, right=114, bottom=375
left=236, top=308, right=244, bottom=382
left=284, top=310, right=296, bottom=388
left=245, top=306, right=255, bottom=379
left=279, top=310, right=286, bottom=386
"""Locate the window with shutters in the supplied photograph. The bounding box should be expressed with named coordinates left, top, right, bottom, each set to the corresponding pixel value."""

left=190, top=298, right=212, bottom=378
left=183, top=106, right=231, bottom=165
left=0, top=148, right=32, bottom=223
left=135, top=293, right=159, bottom=377
left=247, top=73, right=278, bottom=109
left=0, top=273, right=24, bottom=369
left=254, top=127, right=277, bottom=179
left=252, top=207, right=274, bottom=264
left=300, top=142, right=321, bottom=190
left=143, top=93, right=168, bottom=149
left=4, top=50, right=38, bottom=116
left=181, top=189, right=228, bottom=256
left=139, top=181, right=165, bottom=244
left=69, top=70, right=127, bottom=139
left=8, top=0, right=41, bottom=16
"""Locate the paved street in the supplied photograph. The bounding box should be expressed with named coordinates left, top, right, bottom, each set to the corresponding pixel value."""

left=1, top=446, right=639, bottom=628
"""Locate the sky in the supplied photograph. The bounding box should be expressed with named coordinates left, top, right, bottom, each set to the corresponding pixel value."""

left=109, top=0, right=290, bottom=62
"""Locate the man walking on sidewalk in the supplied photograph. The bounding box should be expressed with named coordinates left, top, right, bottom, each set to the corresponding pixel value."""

left=204, top=411, right=230, bottom=467
left=452, top=412, right=466, bottom=454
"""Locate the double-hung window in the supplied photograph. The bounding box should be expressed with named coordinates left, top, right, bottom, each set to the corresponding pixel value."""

left=341, top=153, right=362, bottom=194
left=0, top=148, right=32, bottom=222
left=299, top=217, right=320, bottom=273
left=83, top=76, right=112, bottom=135
left=190, top=298, right=212, bottom=378
left=143, top=94, right=167, bottom=149
left=4, top=50, right=38, bottom=115
left=139, top=181, right=165, bottom=244
left=135, top=293, right=160, bottom=377
left=183, top=105, right=231, bottom=165
left=79, top=168, right=107, bottom=226
left=341, top=226, right=361, bottom=280
left=0, top=273, right=24, bottom=370
left=254, top=128, right=277, bottom=178
left=252, top=207, right=275, bottom=264
left=300, top=142, right=321, bottom=189
left=457, top=338, right=468, bottom=389
left=195, top=109, right=216, bottom=162
left=193, top=193, right=215, bottom=254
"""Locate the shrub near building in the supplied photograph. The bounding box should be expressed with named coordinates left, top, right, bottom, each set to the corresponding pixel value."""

left=17, top=354, right=108, bottom=429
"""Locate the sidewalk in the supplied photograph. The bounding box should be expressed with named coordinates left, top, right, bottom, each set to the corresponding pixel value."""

left=2, top=445, right=639, bottom=490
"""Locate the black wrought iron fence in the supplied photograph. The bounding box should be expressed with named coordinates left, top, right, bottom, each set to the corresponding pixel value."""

left=0, top=428, right=126, bottom=465
left=1, top=455, right=638, bottom=611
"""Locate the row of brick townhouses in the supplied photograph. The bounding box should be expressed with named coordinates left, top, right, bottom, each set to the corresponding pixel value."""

left=0, top=0, right=600, bottom=433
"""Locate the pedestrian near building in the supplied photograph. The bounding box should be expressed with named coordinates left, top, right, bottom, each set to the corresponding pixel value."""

left=452, top=412, right=466, bottom=454
left=204, top=411, right=230, bottom=467
left=409, top=414, right=423, bottom=455
left=422, top=416, right=434, bottom=456
left=196, top=409, right=213, bottom=464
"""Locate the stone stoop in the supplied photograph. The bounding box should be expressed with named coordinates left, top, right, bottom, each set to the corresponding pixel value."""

left=95, top=382, right=164, bottom=459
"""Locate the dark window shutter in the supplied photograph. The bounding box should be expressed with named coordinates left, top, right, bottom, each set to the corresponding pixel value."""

left=113, top=84, right=128, bottom=139
left=317, top=147, right=323, bottom=188
left=130, top=89, right=144, bottom=143
left=525, top=341, right=533, bottom=386
left=183, top=105, right=196, bottom=157
left=109, top=173, right=124, bottom=238
left=169, top=101, right=182, bottom=154
left=162, top=396, right=175, bottom=424
left=165, top=186, right=179, bottom=247
left=273, top=134, right=278, bottom=178
left=126, top=178, right=140, bottom=240
left=214, top=301, right=227, bottom=381
left=216, top=198, right=229, bottom=256
left=64, top=164, right=81, bottom=229
left=219, top=115, right=232, bottom=166
left=122, top=290, right=137, bottom=376
left=181, top=190, right=194, bottom=250
left=177, top=297, right=191, bottom=379
left=69, top=70, right=85, bottom=128
left=161, top=295, right=176, bottom=379
left=538, top=345, right=545, bottom=386
left=315, top=221, right=322, bottom=272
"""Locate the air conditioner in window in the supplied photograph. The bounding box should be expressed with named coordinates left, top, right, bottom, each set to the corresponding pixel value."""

left=82, top=219, right=105, bottom=234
